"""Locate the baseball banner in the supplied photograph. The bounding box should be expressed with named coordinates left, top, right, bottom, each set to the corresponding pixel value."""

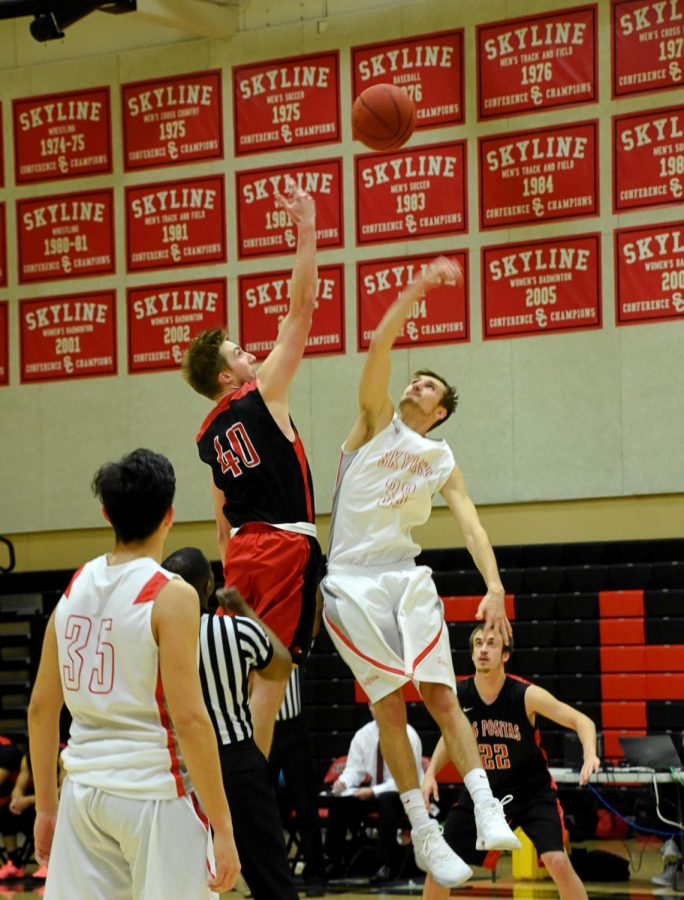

left=236, top=159, right=343, bottom=258
left=233, top=51, right=340, bottom=155
left=13, top=87, right=112, bottom=184
left=477, top=5, right=597, bottom=120
left=352, top=30, right=464, bottom=129
left=125, top=174, right=226, bottom=272
left=482, top=234, right=602, bottom=339
left=612, top=0, right=684, bottom=98
left=238, top=263, right=344, bottom=359
left=615, top=220, right=684, bottom=325
left=0, top=204, right=6, bottom=287
left=17, top=189, right=115, bottom=284
left=479, top=120, right=598, bottom=229
left=20, top=290, right=117, bottom=383
left=355, top=141, right=467, bottom=245
left=357, top=251, right=469, bottom=350
left=0, top=302, right=7, bottom=386
left=122, top=70, right=223, bottom=170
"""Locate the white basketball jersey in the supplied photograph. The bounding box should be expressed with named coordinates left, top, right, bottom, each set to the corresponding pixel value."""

left=56, top=555, right=190, bottom=800
left=327, top=415, right=455, bottom=569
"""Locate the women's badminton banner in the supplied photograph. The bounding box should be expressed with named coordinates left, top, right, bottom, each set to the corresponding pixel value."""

left=0, top=303, right=7, bottom=387
left=614, top=221, right=684, bottom=325
left=612, top=0, right=684, bottom=98
left=0, top=204, right=6, bottom=287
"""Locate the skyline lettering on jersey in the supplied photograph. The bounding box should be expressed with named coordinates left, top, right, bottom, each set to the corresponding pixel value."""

left=376, top=448, right=434, bottom=477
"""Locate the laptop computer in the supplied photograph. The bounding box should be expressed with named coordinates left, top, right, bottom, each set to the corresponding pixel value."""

left=619, top=734, right=683, bottom=769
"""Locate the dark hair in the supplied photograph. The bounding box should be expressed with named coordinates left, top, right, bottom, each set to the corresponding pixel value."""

left=162, top=547, right=214, bottom=611
left=413, top=369, right=458, bottom=431
left=181, top=328, right=229, bottom=399
left=92, top=449, right=175, bottom=544
left=468, top=625, right=513, bottom=657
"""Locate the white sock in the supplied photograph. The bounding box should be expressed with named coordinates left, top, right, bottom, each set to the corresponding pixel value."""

left=400, top=788, right=432, bottom=832
left=464, top=768, right=494, bottom=807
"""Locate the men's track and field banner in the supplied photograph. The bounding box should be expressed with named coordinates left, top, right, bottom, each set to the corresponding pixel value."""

left=357, top=251, right=469, bottom=350
left=612, top=0, right=684, bottom=98
left=476, top=5, right=597, bottom=120
left=351, top=30, right=464, bottom=129
left=613, top=104, right=684, bottom=211
left=355, top=141, right=467, bottom=245
left=127, top=277, right=227, bottom=373
left=615, top=220, right=684, bottom=325
left=0, top=204, right=6, bottom=287
left=236, top=159, right=343, bottom=259
left=125, top=174, right=226, bottom=272
left=238, top=264, right=344, bottom=359
left=232, top=51, right=340, bottom=155
left=0, top=302, right=7, bottom=387
left=19, top=290, right=117, bottom=383
left=479, top=120, right=598, bottom=229
left=482, top=234, right=601, bottom=339
left=12, top=87, right=112, bottom=184
left=17, top=189, right=115, bottom=284
left=122, top=70, right=223, bottom=171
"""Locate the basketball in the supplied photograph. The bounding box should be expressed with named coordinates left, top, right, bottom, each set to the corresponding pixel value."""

left=352, top=83, right=416, bottom=152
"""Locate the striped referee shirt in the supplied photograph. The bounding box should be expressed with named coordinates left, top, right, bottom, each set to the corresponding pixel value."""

left=276, top=667, right=302, bottom=722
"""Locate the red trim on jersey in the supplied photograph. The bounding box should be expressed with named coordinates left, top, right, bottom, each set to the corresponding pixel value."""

left=195, top=381, right=256, bottom=442
left=63, top=565, right=85, bottom=599
left=133, top=571, right=170, bottom=604
left=155, top=670, right=185, bottom=796
left=412, top=622, right=444, bottom=670
left=323, top=611, right=406, bottom=676
left=190, top=791, right=209, bottom=830
left=292, top=432, right=314, bottom=522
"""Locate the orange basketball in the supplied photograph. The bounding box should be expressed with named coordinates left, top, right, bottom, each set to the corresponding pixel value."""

left=352, top=83, right=416, bottom=152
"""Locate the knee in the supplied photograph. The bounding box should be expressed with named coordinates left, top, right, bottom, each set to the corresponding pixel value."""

left=541, top=850, right=572, bottom=880
left=421, top=683, right=457, bottom=726
left=373, top=692, right=407, bottom=730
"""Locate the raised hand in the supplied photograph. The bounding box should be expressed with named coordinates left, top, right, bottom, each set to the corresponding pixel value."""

left=274, top=175, right=316, bottom=228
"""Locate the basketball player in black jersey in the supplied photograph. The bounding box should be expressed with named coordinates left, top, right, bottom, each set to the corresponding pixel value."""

left=421, top=627, right=600, bottom=900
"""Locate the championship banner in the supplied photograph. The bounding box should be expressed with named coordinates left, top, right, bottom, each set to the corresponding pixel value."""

left=13, top=87, right=112, bottom=184
left=0, top=302, right=7, bottom=387
left=613, top=103, right=684, bottom=211
left=482, top=234, right=601, bottom=339
left=479, top=120, right=598, bottom=229
left=355, top=141, right=467, bottom=245
left=351, top=30, right=464, bottom=129
left=127, top=277, right=227, bottom=373
left=0, top=204, right=6, bottom=287
left=122, top=70, right=223, bottom=171
left=238, top=263, right=344, bottom=359
left=477, top=5, right=597, bottom=120
left=233, top=51, right=340, bottom=155
left=612, top=0, right=684, bottom=98
left=20, top=290, right=117, bottom=383
left=125, top=174, right=226, bottom=272
left=357, top=251, right=468, bottom=350
left=236, top=159, right=343, bottom=259
left=17, top=189, right=115, bottom=284
left=615, top=221, right=684, bottom=325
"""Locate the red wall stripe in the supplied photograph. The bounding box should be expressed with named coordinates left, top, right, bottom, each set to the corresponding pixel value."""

left=598, top=590, right=644, bottom=618
left=601, top=701, right=646, bottom=728
left=442, top=594, right=515, bottom=622
left=601, top=645, right=684, bottom=673
left=602, top=673, right=684, bottom=700
left=599, top=618, right=644, bottom=645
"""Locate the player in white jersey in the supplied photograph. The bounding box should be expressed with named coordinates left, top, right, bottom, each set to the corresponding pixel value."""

left=321, top=257, right=520, bottom=890
left=28, top=448, right=240, bottom=899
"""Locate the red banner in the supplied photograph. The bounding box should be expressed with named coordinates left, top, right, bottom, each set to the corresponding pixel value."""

left=17, top=189, right=115, bottom=284
left=479, top=120, right=598, bottom=229
left=357, top=251, right=469, bottom=350
left=355, top=141, right=467, bottom=245
left=122, top=70, right=223, bottom=171
left=0, top=102, right=4, bottom=188
left=232, top=51, right=340, bottom=155
left=236, top=159, right=343, bottom=259
left=477, top=5, right=597, bottom=120
left=125, top=175, right=226, bottom=272
left=13, top=87, right=112, bottom=184
left=238, top=264, right=344, bottom=359
left=612, top=0, right=684, bottom=98
left=482, top=234, right=602, bottom=339
left=352, top=30, right=464, bottom=129
left=127, top=277, right=227, bottom=373
left=0, top=302, right=7, bottom=387
left=613, top=103, right=684, bottom=211
left=615, top=221, right=684, bottom=325
left=20, top=290, right=117, bottom=383
left=0, top=204, right=6, bottom=287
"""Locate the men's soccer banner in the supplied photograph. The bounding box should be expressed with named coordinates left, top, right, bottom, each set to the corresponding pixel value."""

left=615, top=221, right=684, bottom=325
left=482, top=234, right=601, bottom=339
left=612, top=0, right=684, bottom=98
left=20, top=290, right=117, bottom=383
left=0, top=302, right=7, bottom=387
left=238, top=264, right=344, bottom=358
left=0, top=204, right=6, bottom=287
left=477, top=5, right=597, bottom=120
left=13, top=87, right=112, bottom=184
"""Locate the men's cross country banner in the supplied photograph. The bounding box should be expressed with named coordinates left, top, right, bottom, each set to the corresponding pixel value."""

left=355, top=141, right=467, bottom=245
left=479, top=120, right=598, bottom=229
left=236, top=159, right=343, bottom=259
left=238, top=263, right=344, bottom=358
left=612, top=0, right=684, bottom=98
left=357, top=251, right=468, bottom=350
left=127, top=277, right=227, bottom=373
left=12, top=87, right=112, bottom=184
left=0, top=303, right=7, bottom=387
left=615, top=220, right=684, bottom=325
left=19, top=290, right=117, bottom=383
left=351, top=30, right=464, bottom=129
left=477, top=5, right=597, bottom=120
left=613, top=103, right=684, bottom=211
left=125, top=174, right=226, bottom=272
left=0, top=204, right=6, bottom=287
left=482, top=233, right=601, bottom=339
left=122, top=70, right=223, bottom=170
left=17, top=189, right=115, bottom=284
left=232, top=51, right=340, bottom=155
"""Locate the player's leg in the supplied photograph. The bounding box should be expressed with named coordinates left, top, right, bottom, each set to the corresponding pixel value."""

left=541, top=851, right=588, bottom=900
left=421, top=804, right=481, bottom=900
